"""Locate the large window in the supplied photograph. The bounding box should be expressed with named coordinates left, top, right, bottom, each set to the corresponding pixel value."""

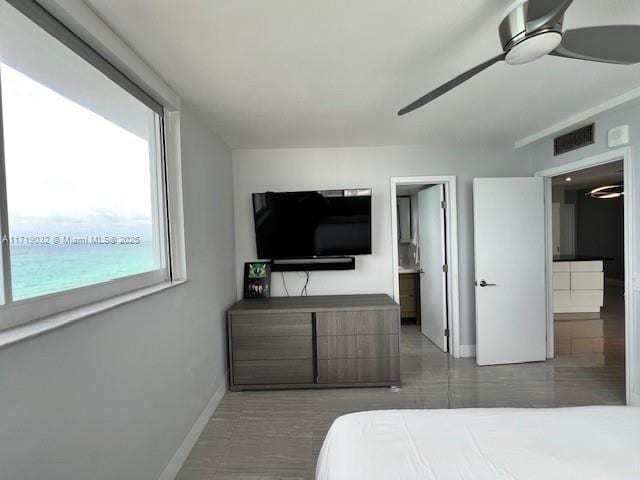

left=0, top=0, right=170, bottom=329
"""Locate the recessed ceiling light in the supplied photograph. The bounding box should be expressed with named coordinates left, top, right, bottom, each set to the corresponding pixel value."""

left=564, top=177, right=572, bottom=182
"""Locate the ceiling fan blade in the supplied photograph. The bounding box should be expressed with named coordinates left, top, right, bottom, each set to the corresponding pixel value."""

left=551, top=26, right=640, bottom=65
left=398, top=53, right=506, bottom=116
left=526, top=0, right=573, bottom=33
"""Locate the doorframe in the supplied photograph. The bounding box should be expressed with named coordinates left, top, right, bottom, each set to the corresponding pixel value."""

left=535, top=146, right=636, bottom=406
left=390, top=176, right=462, bottom=358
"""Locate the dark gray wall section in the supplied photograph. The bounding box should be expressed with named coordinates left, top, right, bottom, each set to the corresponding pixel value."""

left=576, top=189, right=624, bottom=280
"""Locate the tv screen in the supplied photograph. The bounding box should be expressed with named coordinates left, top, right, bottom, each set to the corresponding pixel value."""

left=252, top=189, right=372, bottom=259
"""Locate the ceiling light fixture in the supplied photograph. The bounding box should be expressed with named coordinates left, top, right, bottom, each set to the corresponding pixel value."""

left=505, top=31, right=563, bottom=65
left=588, top=185, right=624, bottom=199
left=565, top=177, right=572, bottom=182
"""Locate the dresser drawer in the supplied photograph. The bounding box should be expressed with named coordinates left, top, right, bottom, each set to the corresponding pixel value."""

left=317, top=334, right=400, bottom=360
left=356, top=334, right=399, bottom=359
left=233, top=359, right=313, bottom=385
left=317, top=357, right=400, bottom=384
left=231, top=313, right=312, bottom=337
left=317, top=359, right=358, bottom=383
left=316, top=310, right=399, bottom=336
left=357, top=357, right=400, bottom=383
left=317, top=335, right=357, bottom=359
left=232, top=335, right=313, bottom=361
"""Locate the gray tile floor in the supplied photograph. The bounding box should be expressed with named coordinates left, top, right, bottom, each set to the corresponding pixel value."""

left=177, top=292, right=625, bottom=479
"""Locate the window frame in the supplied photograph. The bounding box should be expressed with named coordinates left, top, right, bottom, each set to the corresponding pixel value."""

left=0, top=0, right=176, bottom=331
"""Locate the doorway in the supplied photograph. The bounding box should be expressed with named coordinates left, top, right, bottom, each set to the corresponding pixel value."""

left=390, top=176, right=461, bottom=357
left=550, top=160, right=625, bottom=373
left=536, top=147, right=636, bottom=405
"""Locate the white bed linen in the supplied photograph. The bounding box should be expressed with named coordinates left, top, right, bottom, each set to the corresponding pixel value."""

left=316, top=407, right=640, bottom=480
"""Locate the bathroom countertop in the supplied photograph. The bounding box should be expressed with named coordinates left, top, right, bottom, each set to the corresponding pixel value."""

left=398, top=266, right=420, bottom=274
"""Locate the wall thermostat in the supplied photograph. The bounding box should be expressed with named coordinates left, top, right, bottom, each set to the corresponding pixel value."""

left=608, top=125, right=629, bottom=148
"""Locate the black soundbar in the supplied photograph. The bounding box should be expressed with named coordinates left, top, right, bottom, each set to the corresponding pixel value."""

left=271, top=257, right=355, bottom=272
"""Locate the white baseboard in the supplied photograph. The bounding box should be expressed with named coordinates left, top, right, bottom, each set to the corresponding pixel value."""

left=158, top=372, right=228, bottom=480
left=459, top=344, right=476, bottom=358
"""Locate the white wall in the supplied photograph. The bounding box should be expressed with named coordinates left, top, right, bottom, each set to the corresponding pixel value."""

left=0, top=106, right=236, bottom=480
left=233, top=144, right=529, bottom=347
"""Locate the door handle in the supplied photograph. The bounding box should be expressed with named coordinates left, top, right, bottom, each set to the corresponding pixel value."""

left=478, top=280, right=496, bottom=287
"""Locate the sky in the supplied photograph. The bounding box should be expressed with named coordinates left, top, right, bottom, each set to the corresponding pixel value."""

left=1, top=64, right=156, bottom=239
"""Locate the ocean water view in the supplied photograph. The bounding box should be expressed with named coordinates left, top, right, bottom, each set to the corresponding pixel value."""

left=10, top=242, right=155, bottom=300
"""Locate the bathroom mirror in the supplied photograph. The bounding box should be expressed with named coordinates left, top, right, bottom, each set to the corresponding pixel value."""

left=397, top=196, right=412, bottom=243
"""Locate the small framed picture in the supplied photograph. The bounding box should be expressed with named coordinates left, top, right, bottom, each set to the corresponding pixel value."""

left=243, top=261, right=271, bottom=299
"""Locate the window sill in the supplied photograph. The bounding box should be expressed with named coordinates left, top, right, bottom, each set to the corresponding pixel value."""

left=0, top=279, right=188, bottom=350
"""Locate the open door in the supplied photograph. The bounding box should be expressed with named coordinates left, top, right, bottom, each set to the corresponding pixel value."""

left=473, top=178, right=546, bottom=366
left=418, top=185, right=448, bottom=352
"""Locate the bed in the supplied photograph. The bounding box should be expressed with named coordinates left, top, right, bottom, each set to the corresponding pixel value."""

left=316, top=407, right=640, bottom=480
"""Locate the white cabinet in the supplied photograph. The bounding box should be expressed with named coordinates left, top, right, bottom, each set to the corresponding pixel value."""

left=570, top=260, right=603, bottom=272
left=553, top=272, right=570, bottom=290
left=552, top=260, right=604, bottom=314
left=571, top=272, right=604, bottom=290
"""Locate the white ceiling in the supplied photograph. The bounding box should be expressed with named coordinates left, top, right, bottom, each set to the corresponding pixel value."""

left=82, top=0, right=640, bottom=149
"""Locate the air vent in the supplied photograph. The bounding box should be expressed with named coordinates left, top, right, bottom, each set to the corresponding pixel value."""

left=554, top=123, right=595, bottom=156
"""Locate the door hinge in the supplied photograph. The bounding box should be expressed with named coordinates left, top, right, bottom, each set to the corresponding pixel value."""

left=442, top=264, right=448, bottom=273
left=441, top=200, right=447, bottom=209
left=444, top=328, right=450, bottom=337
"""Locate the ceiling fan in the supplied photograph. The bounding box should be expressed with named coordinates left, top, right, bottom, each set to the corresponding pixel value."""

left=398, top=0, right=640, bottom=116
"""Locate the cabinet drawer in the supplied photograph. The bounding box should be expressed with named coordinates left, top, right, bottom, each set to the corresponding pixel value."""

left=570, top=261, right=603, bottom=272
left=317, top=334, right=400, bottom=359
left=571, top=272, right=604, bottom=290
left=233, top=359, right=313, bottom=385
left=553, top=290, right=571, bottom=307
left=317, top=359, right=358, bottom=383
left=399, top=274, right=417, bottom=293
left=316, top=310, right=399, bottom=336
left=232, top=335, right=312, bottom=361
left=317, top=357, right=400, bottom=384
left=317, top=335, right=357, bottom=359
left=357, top=334, right=399, bottom=359
left=357, top=357, right=400, bottom=383
left=553, top=262, right=571, bottom=272
left=572, top=290, right=603, bottom=307
left=553, top=272, right=570, bottom=290
left=400, top=294, right=416, bottom=314
left=231, top=313, right=311, bottom=337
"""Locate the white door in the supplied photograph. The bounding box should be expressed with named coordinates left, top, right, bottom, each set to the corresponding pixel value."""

left=473, top=178, right=546, bottom=366
left=418, top=185, right=448, bottom=352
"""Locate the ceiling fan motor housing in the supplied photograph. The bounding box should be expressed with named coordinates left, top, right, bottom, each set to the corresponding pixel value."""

left=499, top=1, right=564, bottom=64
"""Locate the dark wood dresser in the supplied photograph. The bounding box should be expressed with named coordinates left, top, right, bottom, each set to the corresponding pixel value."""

left=227, top=294, right=401, bottom=391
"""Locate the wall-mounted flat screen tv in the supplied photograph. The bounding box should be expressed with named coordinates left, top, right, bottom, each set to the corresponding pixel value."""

left=252, top=189, right=372, bottom=259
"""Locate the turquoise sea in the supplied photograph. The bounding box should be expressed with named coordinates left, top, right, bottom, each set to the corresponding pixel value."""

left=10, top=242, right=155, bottom=300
